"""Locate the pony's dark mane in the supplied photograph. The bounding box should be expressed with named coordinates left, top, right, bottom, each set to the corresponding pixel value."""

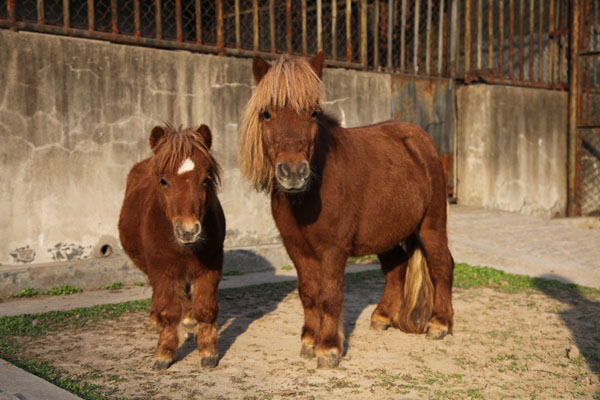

left=152, top=124, right=221, bottom=189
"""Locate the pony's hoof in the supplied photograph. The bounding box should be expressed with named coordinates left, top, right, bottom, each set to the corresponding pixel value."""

left=316, top=354, right=340, bottom=369
left=300, top=344, right=315, bottom=358
left=200, top=356, right=219, bottom=368
left=152, top=359, right=172, bottom=371
left=370, top=320, right=391, bottom=331
left=426, top=325, right=448, bottom=340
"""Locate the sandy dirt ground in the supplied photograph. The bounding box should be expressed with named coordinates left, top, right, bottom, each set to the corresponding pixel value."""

left=13, top=273, right=600, bottom=399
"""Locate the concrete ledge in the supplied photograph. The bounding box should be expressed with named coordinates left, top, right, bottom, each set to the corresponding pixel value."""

left=0, top=245, right=291, bottom=299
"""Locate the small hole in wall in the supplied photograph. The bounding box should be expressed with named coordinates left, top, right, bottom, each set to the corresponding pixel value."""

left=100, top=245, right=112, bottom=257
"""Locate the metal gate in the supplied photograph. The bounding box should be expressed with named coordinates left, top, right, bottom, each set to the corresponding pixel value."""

left=570, top=0, right=600, bottom=216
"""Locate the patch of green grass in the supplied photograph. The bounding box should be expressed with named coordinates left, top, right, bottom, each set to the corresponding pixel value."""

left=104, top=282, right=123, bottom=290
left=454, top=263, right=600, bottom=297
left=45, top=284, right=82, bottom=296
left=0, top=299, right=151, bottom=337
left=133, top=282, right=145, bottom=287
left=281, top=264, right=293, bottom=271
left=223, top=269, right=244, bottom=276
left=347, top=254, right=378, bottom=263
left=9, top=287, right=41, bottom=298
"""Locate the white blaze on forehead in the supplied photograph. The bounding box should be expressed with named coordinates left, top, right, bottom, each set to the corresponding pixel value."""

left=177, top=158, right=195, bottom=175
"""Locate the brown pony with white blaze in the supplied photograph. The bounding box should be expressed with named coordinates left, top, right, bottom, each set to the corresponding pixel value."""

left=240, top=53, right=454, bottom=369
left=118, top=124, right=225, bottom=370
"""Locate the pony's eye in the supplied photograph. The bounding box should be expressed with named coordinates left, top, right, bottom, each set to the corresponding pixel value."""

left=262, top=110, right=271, bottom=120
left=311, top=110, right=319, bottom=119
left=160, top=177, right=168, bottom=186
left=202, top=177, right=211, bottom=186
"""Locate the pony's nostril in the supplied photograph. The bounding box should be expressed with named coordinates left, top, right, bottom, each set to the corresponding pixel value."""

left=192, top=222, right=201, bottom=235
left=175, top=225, right=184, bottom=237
left=277, top=163, right=290, bottom=179
left=299, top=162, right=309, bottom=179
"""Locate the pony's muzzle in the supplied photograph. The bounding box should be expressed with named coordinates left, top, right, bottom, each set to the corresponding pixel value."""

left=174, top=221, right=202, bottom=245
left=276, top=160, right=310, bottom=192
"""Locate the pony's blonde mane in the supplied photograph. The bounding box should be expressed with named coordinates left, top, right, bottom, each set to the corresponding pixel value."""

left=240, top=55, right=325, bottom=192
left=153, top=124, right=221, bottom=188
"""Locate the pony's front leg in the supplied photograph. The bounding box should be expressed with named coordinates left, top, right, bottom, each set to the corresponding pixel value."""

left=191, top=268, right=221, bottom=368
left=314, top=250, right=347, bottom=369
left=295, top=257, right=321, bottom=359
left=150, top=280, right=184, bottom=371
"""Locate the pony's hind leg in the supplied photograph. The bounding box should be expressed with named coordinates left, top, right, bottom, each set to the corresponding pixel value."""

left=191, top=268, right=221, bottom=368
left=418, top=221, right=454, bottom=339
left=371, top=245, right=409, bottom=331
left=150, top=280, right=185, bottom=371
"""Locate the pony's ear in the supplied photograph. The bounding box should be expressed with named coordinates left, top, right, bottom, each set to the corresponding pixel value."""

left=252, top=56, right=271, bottom=84
left=149, top=126, right=166, bottom=153
left=197, top=124, right=212, bottom=149
left=309, top=51, right=324, bottom=79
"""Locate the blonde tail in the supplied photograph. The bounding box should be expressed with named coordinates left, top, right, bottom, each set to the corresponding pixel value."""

left=393, top=241, right=434, bottom=333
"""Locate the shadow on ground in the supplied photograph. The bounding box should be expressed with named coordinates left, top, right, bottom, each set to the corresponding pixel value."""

left=175, top=251, right=297, bottom=364
left=535, top=274, right=600, bottom=381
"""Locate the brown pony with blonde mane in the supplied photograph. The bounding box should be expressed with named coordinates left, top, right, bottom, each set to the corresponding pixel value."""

left=240, top=53, right=454, bottom=369
left=119, top=124, right=225, bottom=370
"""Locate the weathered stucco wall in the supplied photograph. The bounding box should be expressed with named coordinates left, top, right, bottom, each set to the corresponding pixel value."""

left=456, top=85, right=568, bottom=217
left=0, top=30, right=391, bottom=267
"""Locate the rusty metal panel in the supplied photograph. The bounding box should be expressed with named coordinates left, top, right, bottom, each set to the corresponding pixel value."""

left=391, top=76, right=454, bottom=156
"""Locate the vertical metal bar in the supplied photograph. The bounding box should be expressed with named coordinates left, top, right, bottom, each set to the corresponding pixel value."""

left=7, top=0, right=16, bottom=29
left=455, top=0, right=461, bottom=73
left=155, top=0, right=162, bottom=39
left=111, top=0, right=117, bottom=34
left=488, top=0, right=493, bottom=71
left=414, top=0, right=420, bottom=73
left=499, top=0, right=504, bottom=80
left=346, top=0, right=352, bottom=62
left=450, top=0, right=458, bottom=76
left=176, top=0, right=182, bottom=42
left=360, top=0, right=367, bottom=67
left=477, top=0, right=482, bottom=70
left=332, top=0, right=337, bottom=59
left=270, top=0, right=276, bottom=52
left=508, top=0, right=514, bottom=81
left=400, top=0, right=406, bottom=71
left=567, top=0, right=580, bottom=216
left=426, top=0, right=432, bottom=74
left=302, top=0, right=307, bottom=55
left=87, top=0, right=94, bottom=30
left=286, top=0, right=292, bottom=54
left=234, top=0, right=240, bottom=48
left=559, top=0, right=567, bottom=84
left=548, top=0, right=554, bottom=84
left=387, top=0, right=393, bottom=70
left=438, top=0, right=444, bottom=74
left=196, top=0, right=202, bottom=44
left=374, top=0, right=380, bottom=69
left=134, top=0, right=140, bottom=37
left=37, top=0, right=44, bottom=24
left=538, top=0, right=543, bottom=82
left=63, top=0, right=70, bottom=28
left=216, top=0, right=224, bottom=53
left=317, top=0, right=322, bottom=52
left=528, top=0, right=533, bottom=81
left=518, top=0, right=524, bottom=81
left=253, top=0, right=259, bottom=51
left=465, top=0, right=471, bottom=72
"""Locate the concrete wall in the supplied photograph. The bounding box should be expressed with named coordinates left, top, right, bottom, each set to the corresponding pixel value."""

left=456, top=85, right=568, bottom=217
left=0, top=30, right=391, bottom=267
